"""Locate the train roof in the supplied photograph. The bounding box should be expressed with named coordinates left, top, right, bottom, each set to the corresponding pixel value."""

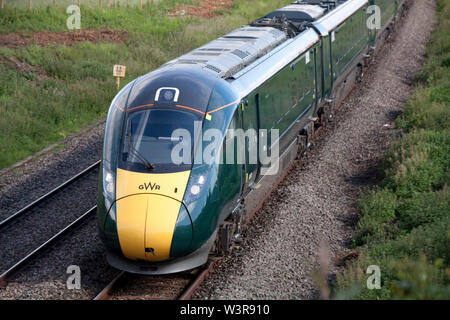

left=162, top=26, right=287, bottom=79
left=313, top=0, right=368, bottom=34
left=157, top=0, right=368, bottom=86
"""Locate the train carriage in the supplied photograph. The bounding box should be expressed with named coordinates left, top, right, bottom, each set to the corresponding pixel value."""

left=98, top=0, right=406, bottom=274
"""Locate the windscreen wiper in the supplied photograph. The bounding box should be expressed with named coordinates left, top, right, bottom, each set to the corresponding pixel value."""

left=127, top=123, right=155, bottom=171
left=129, top=145, right=155, bottom=171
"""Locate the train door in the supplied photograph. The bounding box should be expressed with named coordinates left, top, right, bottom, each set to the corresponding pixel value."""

left=313, top=45, right=321, bottom=110
left=368, top=0, right=377, bottom=46
left=321, top=36, right=333, bottom=98
left=241, top=96, right=259, bottom=191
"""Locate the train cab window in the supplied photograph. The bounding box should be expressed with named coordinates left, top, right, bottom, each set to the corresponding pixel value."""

left=120, top=109, right=198, bottom=173
left=103, top=82, right=132, bottom=172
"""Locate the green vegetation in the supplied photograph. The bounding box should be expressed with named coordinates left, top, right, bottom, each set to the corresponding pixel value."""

left=0, top=0, right=292, bottom=169
left=2, top=0, right=163, bottom=9
left=334, top=0, right=450, bottom=300
left=0, top=1, right=196, bottom=34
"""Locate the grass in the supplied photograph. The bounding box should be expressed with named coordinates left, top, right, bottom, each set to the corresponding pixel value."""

left=0, top=0, right=292, bottom=169
left=333, top=0, right=450, bottom=300
left=2, top=0, right=167, bottom=8
left=0, top=1, right=197, bottom=34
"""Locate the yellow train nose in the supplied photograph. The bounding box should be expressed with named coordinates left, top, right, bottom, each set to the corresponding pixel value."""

left=116, top=194, right=184, bottom=261
left=115, top=168, right=191, bottom=262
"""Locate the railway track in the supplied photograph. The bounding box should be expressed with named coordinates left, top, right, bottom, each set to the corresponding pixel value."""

left=0, top=161, right=101, bottom=288
left=94, top=259, right=218, bottom=300
left=0, top=160, right=100, bottom=230
left=0, top=206, right=96, bottom=288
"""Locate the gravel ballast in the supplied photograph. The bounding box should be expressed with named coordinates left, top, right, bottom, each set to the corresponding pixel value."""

left=0, top=218, right=118, bottom=300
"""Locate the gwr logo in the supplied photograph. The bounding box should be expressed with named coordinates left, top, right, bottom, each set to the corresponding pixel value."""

left=139, top=182, right=161, bottom=191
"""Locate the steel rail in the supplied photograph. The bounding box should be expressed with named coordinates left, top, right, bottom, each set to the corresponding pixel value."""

left=93, top=271, right=126, bottom=300
left=93, top=258, right=218, bottom=300
left=0, top=206, right=97, bottom=288
left=0, top=160, right=101, bottom=230
left=178, top=259, right=218, bottom=300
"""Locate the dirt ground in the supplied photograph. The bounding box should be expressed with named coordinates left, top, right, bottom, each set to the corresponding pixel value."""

left=170, top=0, right=234, bottom=18
left=0, top=29, right=129, bottom=49
left=0, top=0, right=233, bottom=49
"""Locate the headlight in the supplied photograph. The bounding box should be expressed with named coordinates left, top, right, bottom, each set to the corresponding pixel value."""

left=189, top=175, right=206, bottom=195
left=183, top=166, right=209, bottom=207
left=103, top=167, right=115, bottom=198
left=190, top=185, right=201, bottom=195
left=103, top=166, right=116, bottom=222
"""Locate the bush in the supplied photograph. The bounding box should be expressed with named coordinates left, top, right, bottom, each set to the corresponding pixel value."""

left=335, top=216, right=450, bottom=300
left=389, top=255, right=450, bottom=300
left=354, top=188, right=397, bottom=245
left=397, top=187, right=449, bottom=231
left=383, top=130, right=450, bottom=198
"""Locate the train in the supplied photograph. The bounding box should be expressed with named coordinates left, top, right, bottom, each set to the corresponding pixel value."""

left=97, top=0, right=405, bottom=274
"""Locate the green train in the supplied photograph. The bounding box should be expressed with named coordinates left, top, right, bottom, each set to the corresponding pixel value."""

left=98, top=0, right=406, bottom=274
